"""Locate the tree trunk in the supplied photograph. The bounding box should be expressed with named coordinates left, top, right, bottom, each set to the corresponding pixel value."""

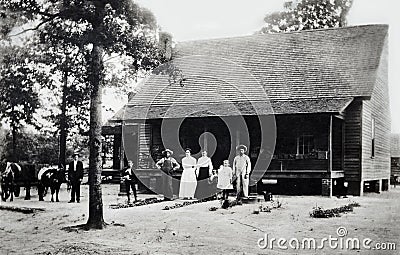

left=86, top=43, right=106, bottom=229
left=59, top=69, right=68, bottom=170
left=10, top=104, right=17, bottom=162
left=11, top=125, right=17, bottom=162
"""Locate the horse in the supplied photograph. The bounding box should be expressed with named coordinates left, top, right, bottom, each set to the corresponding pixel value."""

left=0, top=162, right=22, bottom=202
left=37, top=166, right=64, bottom=202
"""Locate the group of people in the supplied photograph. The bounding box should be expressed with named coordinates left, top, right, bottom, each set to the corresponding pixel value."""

left=67, top=145, right=252, bottom=204
left=147, top=144, right=252, bottom=201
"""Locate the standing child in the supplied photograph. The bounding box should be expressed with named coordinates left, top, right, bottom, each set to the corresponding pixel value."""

left=217, top=160, right=233, bottom=200
left=208, top=169, right=219, bottom=200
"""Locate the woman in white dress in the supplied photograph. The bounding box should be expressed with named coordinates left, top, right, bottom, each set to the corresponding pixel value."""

left=179, top=148, right=197, bottom=199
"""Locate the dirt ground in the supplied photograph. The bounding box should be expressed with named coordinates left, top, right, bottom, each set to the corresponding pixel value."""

left=0, top=184, right=399, bottom=255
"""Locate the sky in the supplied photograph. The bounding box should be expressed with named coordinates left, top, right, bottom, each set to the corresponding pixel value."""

left=120, top=0, right=399, bottom=134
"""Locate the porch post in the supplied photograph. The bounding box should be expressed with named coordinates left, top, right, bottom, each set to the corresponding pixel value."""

left=119, top=122, right=127, bottom=196
left=329, top=115, right=333, bottom=173
left=322, top=115, right=334, bottom=197
left=120, top=138, right=125, bottom=170
left=360, top=180, right=364, bottom=196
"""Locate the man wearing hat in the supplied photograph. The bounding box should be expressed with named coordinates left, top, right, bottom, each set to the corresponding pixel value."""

left=233, top=145, right=251, bottom=201
left=156, top=149, right=180, bottom=201
left=68, top=152, right=84, bottom=203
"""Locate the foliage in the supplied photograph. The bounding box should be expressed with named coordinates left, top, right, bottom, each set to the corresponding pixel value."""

left=0, top=7, right=31, bottom=40
left=0, top=130, right=59, bottom=165
left=0, top=45, right=48, bottom=160
left=260, top=0, right=353, bottom=34
left=0, top=0, right=163, bottom=68
left=0, top=45, right=42, bottom=128
left=310, top=202, right=360, bottom=218
left=38, top=36, right=91, bottom=136
left=66, top=134, right=89, bottom=159
left=0, top=127, right=88, bottom=165
left=1, top=0, right=165, bottom=229
left=162, top=199, right=216, bottom=210
left=1, top=0, right=164, bottom=136
left=109, top=197, right=164, bottom=209
left=0, top=127, right=6, bottom=158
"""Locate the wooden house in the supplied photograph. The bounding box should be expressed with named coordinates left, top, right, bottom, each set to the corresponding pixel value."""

left=103, top=25, right=390, bottom=196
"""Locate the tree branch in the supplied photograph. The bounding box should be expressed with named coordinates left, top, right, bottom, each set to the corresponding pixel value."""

left=8, top=17, right=55, bottom=37
left=104, top=53, right=124, bottom=63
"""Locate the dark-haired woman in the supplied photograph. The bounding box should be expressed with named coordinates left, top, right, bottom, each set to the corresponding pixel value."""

left=194, top=150, right=213, bottom=200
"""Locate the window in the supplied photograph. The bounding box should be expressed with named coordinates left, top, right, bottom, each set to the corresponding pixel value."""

left=297, top=135, right=315, bottom=155
left=371, top=118, right=375, bottom=158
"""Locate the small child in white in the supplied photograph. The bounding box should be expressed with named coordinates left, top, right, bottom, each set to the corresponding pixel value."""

left=217, top=160, right=233, bottom=200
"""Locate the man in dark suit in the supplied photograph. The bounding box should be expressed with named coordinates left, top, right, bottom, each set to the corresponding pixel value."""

left=123, top=160, right=138, bottom=204
left=68, top=152, right=84, bottom=203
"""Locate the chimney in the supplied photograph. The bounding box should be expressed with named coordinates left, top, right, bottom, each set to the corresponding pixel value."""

left=159, top=32, right=173, bottom=60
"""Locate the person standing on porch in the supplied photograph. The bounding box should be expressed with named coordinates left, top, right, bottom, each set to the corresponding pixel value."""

left=179, top=148, right=197, bottom=199
left=233, top=145, right=251, bottom=200
left=68, top=152, right=84, bottom=203
left=156, top=149, right=180, bottom=201
left=123, top=160, right=138, bottom=204
left=195, top=150, right=213, bottom=200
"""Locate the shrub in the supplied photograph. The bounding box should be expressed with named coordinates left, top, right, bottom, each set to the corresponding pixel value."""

left=310, top=202, right=360, bottom=218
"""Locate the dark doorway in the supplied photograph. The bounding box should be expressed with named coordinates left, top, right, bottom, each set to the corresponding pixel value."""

left=179, top=117, right=232, bottom=168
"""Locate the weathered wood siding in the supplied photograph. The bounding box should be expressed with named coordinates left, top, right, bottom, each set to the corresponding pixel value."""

left=121, top=124, right=139, bottom=168
left=361, top=37, right=391, bottom=181
left=343, top=100, right=362, bottom=181
left=138, top=123, right=152, bottom=169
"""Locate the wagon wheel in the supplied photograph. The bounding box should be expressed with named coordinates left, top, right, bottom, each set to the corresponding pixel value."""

left=1, top=185, right=11, bottom=201
left=13, top=186, right=20, bottom=197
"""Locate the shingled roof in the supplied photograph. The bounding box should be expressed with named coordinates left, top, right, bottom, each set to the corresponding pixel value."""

left=109, top=24, right=388, bottom=122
